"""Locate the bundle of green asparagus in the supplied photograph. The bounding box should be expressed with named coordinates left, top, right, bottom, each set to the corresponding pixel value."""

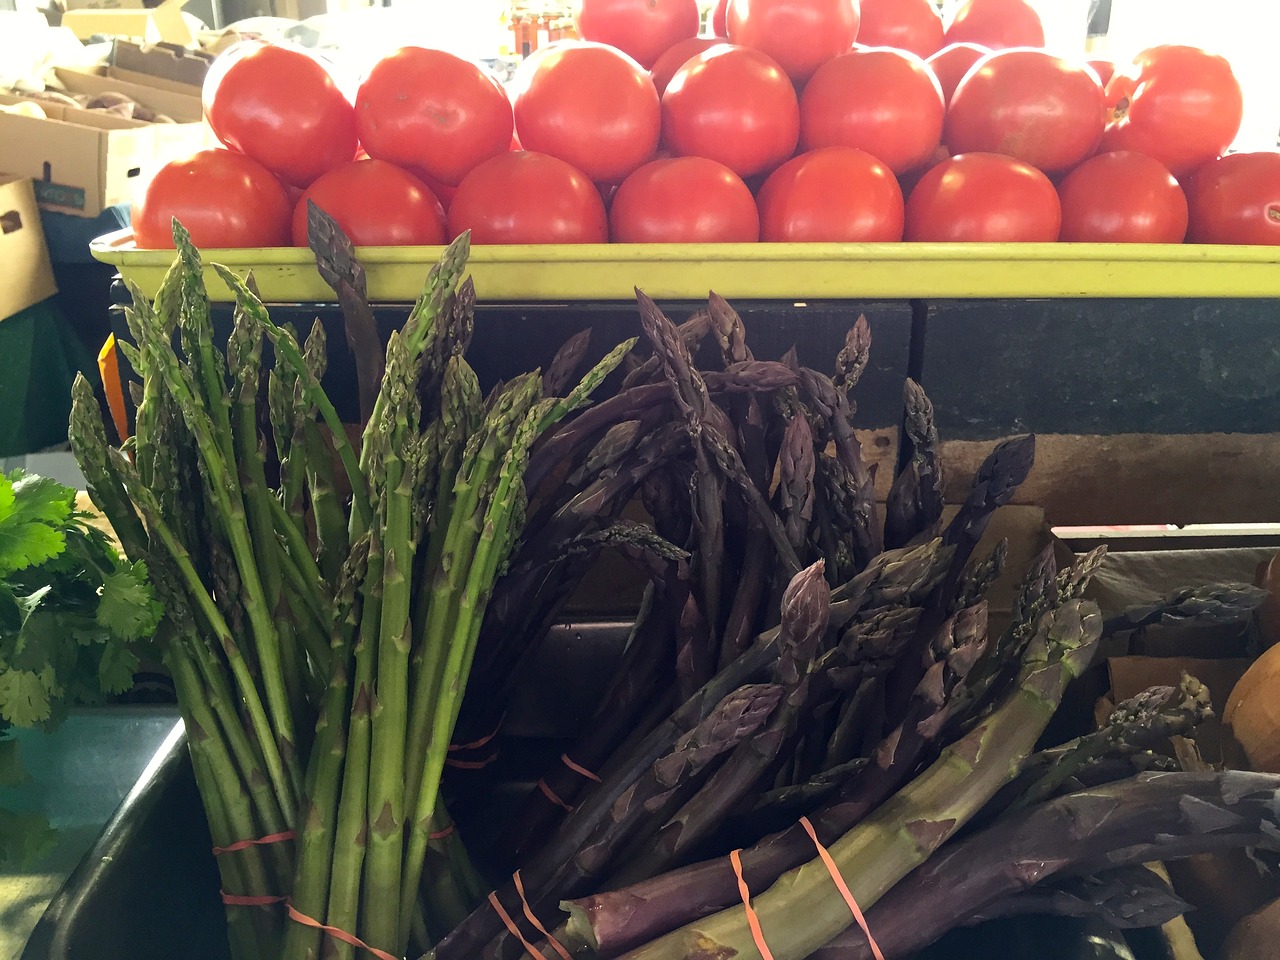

left=69, top=220, right=640, bottom=960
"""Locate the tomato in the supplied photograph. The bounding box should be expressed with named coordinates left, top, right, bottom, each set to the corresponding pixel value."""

left=290, top=160, right=445, bottom=247
left=926, top=42, right=989, bottom=105
left=448, top=151, right=608, bottom=244
left=134, top=149, right=291, bottom=249
left=662, top=45, right=799, bottom=178
left=1058, top=151, right=1187, bottom=243
left=726, top=0, right=861, bottom=82
left=800, top=48, right=944, bottom=174
left=1101, top=45, right=1244, bottom=178
left=610, top=156, right=758, bottom=241
left=855, top=0, right=944, bottom=59
left=711, top=0, right=730, bottom=35
left=203, top=43, right=357, bottom=188
left=650, top=37, right=727, bottom=96
left=945, top=49, right=1103, bottom=175
left=1185, top=152, right=1280, bottom=245
left=1087, top=59, right=1114, bottom=86
left=355, top=47, right=512, bottom=188
left=757, top=146, right=903, bottom=241
left=904, top=152, right=1060, bottom=241
left=512, top=41, right=660, bottom=184
left=942, top=0, right=1043, bottom=49
left=573, top=0, right=701, bottom=69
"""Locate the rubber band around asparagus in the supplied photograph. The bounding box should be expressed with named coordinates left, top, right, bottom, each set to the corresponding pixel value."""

left=560, top=753, right=602, bottom=782
left=211, top=829, right=296, bottom=856
left=221, top=891, right=288, bottom=907
left=730, top=848, right=775, bottom=960
left=287, top=902, right=399, bottom=960
left=449, top=722, right=504, bottom=752
left=429, top=824, right=456, bottom=841
left=514, top=870, right=573, bottom=960
left=799, top=816, right=886, bottom=960
left=489, top=888, right=550, bottom=960
left=538, top=779, right=575, bottom=813
left=446, top=750, right=499, bottom=769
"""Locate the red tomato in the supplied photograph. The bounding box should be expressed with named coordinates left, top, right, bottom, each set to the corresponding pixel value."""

left=1102, top=45, right=1244, bottom=178
left=448, top=151, right=608, bottom=244
left=662, top=45, right=799, bottom=178
left=1087, top=59, right=1114, bottom=86
left=610, top=156, right=759, bottom=241
left=726, top=0, right=861, bottom=82
left=904, top=152, right=1060, bottom=241
left=926, top=42, right=989, bottom=105
left=573, top=0, right=701, bottom=69
left=800, top=48, right=944, bottom=174
left=856, top=0, right=944, bottom=59
left=418, top=172, right=458, bottom=213
left=290, top=160, right=445, bottom=247
left=203, top=43, right=357, bottom=188
left=945, top=49, right=1104, bottom=175
left=942, top=0, right=1043, bottom=49
left=355, top=47, right=513, bottom=188
left=757, top=146, right=904, bottom=241
left=650, top=38, right=727, bottom=96
left=712, top=0, right=730, bottom=35
left=134, top=149, right=291, bottom=249
left=1185, top=152, right=1280, bottom=245
left=1058, top=151, right=1187, bottom=243
left=512, top=42, right=660, bottom=184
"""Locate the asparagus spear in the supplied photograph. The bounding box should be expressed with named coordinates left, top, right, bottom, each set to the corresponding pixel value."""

left=884, top=379, right=943, bottom=550
left=809, top=771, right=1280, bottom=960
left=833, top=316, right=871, bottom=395
left=1103, top=582, right=1267, bottom=635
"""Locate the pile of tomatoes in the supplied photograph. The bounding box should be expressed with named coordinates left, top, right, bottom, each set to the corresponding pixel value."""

left=133, top=0, right=1280, bottom=250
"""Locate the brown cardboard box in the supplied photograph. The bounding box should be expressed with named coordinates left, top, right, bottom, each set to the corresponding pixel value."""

left=110, top=39, right=214, bottom=89
left=0, top=94, right=213, bottom=216
left=62, top=0, right=193, bottom=46
left=0, top=177, right=58, bottom=322
left=53, top=65, right=204, bottom=123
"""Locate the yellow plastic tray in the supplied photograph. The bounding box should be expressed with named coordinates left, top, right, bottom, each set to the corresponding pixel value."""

left=90, top=229, right=1280, bottom=302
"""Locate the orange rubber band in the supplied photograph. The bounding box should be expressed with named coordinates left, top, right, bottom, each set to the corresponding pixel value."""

left=212, top=830, right=296, bottom=856
left=513, top=870, right=573, bottom=960
left=560, top=754, right=602, bottom=782
left=287, top=902, right=399, bottom=960
left=537, top=779, right=575, bottom=813
left=429, top=824, right=456, bottom=841
left=446, top=751, right=498, bottom=770
left=799, top=817, right=886, bottom=960
left=221, top=891, right=288, bottom=907
left=489, top=889, right=549, bottom=960
left=730, top=848, right=775, bottom=960
left=449, top=724, right=502, bottom=752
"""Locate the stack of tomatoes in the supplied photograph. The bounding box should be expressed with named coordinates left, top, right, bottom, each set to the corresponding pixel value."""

left=134, top=0, right=1280, bottom=249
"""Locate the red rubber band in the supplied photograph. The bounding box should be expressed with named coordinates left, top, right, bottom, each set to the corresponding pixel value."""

left=537, top=779, right=574, bottom=813
left=446, top=750, right=498, bottom=770
left=513, top=870, right=573, bottom=960
left=220, top=891, right=288, bottom=907
left=212, top=830, right=296, bottom=856
left=489, top=889, right=548, bottom=960
left=799, top=817, right=886, bottom=960
left=286, top=902, right=399, bottom=960
left=560, top=753, right=602, bottom=783
left=730, top=848, right=775, bottom=960
left=429, top=824, right=456, bottom=841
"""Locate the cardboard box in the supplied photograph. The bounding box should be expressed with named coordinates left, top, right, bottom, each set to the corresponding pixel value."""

left=0, top=177, right=58, bottom=321
left=53, top=65, right=204, bottom=123
left=0, top=94, right=213, bottom=217
left=62, top=0, right=193, bottom=46
left=110, top=39, right=214, bottom=89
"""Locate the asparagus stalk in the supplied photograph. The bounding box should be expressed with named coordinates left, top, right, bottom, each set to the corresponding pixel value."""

left=1103, top=582, right=1267, bottom=635
left=809, top=771, right=1280, bottom=960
